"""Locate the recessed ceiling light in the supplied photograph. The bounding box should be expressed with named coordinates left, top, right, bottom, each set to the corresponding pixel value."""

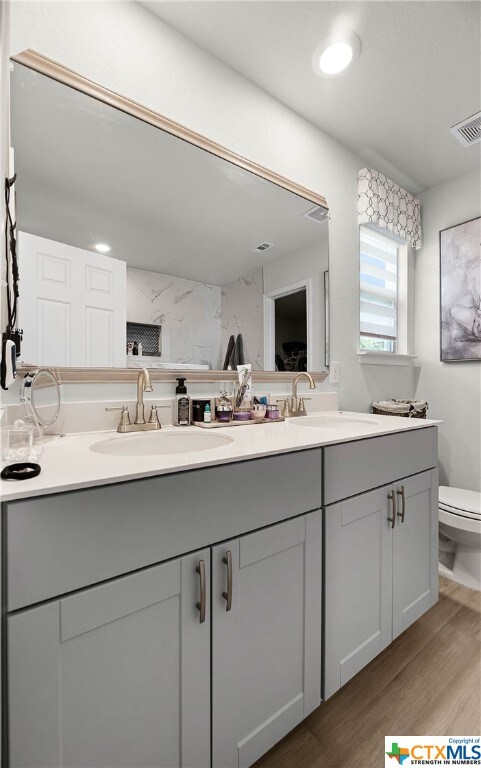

left=312, top=33, right=361, bottom=77
left=94, top=243, right=111, bottom=253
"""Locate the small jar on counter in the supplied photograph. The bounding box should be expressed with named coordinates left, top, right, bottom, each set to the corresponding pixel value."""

left=265, top=404, right=280, bottom=419
left=215, top=404, right=233, bottom=423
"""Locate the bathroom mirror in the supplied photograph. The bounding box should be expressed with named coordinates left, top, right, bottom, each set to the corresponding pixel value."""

left=10, top=52, right=330, bottom=381
left=20, top=368, right=61, bottom=427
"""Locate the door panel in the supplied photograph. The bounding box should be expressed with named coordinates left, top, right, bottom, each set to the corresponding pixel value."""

left=392, top=469, right=438, bottom=638
left=19, top=231, right=126, bottom=367
left=324, top=486, right=392, bottom=699
left=8, top=552, right=210, bottom=768
left=212, top=511, right=322, bottom=768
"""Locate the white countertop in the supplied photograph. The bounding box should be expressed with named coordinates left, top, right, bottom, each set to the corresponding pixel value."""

left=0, top=411, right=440, bottom=502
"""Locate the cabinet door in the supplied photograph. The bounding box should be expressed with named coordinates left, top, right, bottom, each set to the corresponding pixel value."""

left=392, top=468, right=439, bottom=638
left=8, top=551, right=210, bottom=768
left=324, top=485, right=393, bottom=699
left=212, top=511, right=322, bottom=768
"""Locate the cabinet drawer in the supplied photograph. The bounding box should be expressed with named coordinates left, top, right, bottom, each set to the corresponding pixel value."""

left=7, top=449, right=322, bottom=610
left=323, top=427, right=437, bottom=506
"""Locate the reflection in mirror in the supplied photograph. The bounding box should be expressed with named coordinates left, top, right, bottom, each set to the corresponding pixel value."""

left=11, top=61, right=329, bottom=372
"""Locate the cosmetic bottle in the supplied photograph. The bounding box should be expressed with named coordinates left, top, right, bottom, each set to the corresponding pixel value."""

left=175, top=377, right=190, bottom=426
left=204, top=403, right=212, bottom=424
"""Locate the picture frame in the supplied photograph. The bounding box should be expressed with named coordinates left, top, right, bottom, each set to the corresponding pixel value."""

left=440, top=216, right=481, bottom=362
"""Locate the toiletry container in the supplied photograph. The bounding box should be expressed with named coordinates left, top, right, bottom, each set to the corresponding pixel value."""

left=265, top=404, right=280, bottom=419
left=175, top=378, right=191, bottom=426
left=216, top=404, right=233, bottom=422
left=204, top=403, right=212, bottom=424
left=193, top=399, right=212, bottom=423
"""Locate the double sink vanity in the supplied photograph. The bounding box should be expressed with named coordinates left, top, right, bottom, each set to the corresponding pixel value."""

left=3, top=49, right=439, bottom=768
left=1, top=405, right=439, bottom=768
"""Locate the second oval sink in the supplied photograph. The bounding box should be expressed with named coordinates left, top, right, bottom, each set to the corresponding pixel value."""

left=90, top=430, right=233, bottom=457
left=290, top=415, right=379, bottom=429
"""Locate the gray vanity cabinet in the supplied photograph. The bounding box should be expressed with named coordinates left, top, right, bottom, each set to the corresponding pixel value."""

left=8, top=550, right=211, bottom=768
left=211, top=511, right=322, bottom=768
left=391, top=469, right=439, bottom=638
left=324, top=468, right=438, bottom=699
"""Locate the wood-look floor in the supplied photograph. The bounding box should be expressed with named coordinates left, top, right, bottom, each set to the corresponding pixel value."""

left=254, top=577, right=481, bottom=768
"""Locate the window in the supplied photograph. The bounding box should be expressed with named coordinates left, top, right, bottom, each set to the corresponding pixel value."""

left=359, top=226, right=399, bottom=352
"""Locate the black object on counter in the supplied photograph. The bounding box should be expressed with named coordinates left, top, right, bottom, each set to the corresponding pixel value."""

left=1, top=462, right=41, bottom=480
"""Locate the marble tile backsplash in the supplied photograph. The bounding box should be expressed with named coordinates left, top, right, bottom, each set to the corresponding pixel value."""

left=221, top=268, right=264, bottom=369
left=127, top=267, right=222, bottom=369
left=127, top=266, right=265, bottom=371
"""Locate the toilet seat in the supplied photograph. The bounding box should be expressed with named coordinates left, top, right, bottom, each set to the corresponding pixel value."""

left=439, top=486, right=481, bottom=520
left=439, top=504, right=481, bottom=521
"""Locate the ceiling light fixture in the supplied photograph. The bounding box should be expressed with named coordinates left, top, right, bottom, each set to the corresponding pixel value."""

left=312, top=32, right=361, bottom=77
left=94, top=243, right=111, bottom=253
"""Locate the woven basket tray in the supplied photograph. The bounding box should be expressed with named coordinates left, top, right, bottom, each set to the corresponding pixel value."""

left=372, top=399, right=428, bottom=419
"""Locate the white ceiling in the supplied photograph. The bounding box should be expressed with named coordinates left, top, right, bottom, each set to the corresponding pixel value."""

left=141, top=0, right=481, bottom=194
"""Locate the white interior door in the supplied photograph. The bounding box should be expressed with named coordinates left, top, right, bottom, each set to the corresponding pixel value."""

left=19, top=232, right=126, bottom=367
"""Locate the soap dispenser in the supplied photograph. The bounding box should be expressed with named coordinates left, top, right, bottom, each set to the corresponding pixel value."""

left=175, top=377, right=191, bottom=426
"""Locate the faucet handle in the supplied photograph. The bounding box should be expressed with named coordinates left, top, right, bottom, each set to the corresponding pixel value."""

left=297, top=397, right=311, bottom=416
left=105, top=405, right=131, bottom=430
left=148, top=404, right=162, bottom=428
left=276, top=398, right=290, bottom=418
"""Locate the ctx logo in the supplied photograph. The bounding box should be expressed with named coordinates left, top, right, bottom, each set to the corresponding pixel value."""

left=410, top=745, right=448, bottom=759
left=386, top=743, right=410, bottom=764
left=386, top=740, right=481, bottom=764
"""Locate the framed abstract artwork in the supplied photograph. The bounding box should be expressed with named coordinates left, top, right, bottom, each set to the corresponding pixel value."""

left=440, top=216, right=481, bottom=362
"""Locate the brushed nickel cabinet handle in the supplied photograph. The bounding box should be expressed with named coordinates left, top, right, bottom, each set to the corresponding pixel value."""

left=397, top=485, right=406, bottom=523
left=196, top=559, right=206, bottom=624
left=387, top=491, right=396, bottom=529
left=222, top=550, right=233, bottom=611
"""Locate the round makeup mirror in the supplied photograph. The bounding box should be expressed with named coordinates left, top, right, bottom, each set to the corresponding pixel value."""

left=21, top=368, right=61, bottom=427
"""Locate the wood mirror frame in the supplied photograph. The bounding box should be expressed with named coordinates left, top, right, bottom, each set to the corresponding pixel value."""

left=12, top=49, right=329, bottom=385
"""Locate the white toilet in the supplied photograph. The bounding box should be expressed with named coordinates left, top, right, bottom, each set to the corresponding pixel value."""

left=438, top=485, right=481, bottom=591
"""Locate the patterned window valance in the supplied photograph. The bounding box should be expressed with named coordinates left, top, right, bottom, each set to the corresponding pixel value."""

left=357, top=168, right=422, bottom=249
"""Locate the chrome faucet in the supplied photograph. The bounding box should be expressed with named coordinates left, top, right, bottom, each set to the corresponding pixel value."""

left=289, top=371, right=316, bottom=416
left=106, top=368, right=161, bottom=432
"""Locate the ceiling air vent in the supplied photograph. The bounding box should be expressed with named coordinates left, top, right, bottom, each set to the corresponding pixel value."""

left=450, top=112, right=481, bottom=147
left=302, top=205, right=329, bottom=224
left=250, top=241, right=274, bottom=253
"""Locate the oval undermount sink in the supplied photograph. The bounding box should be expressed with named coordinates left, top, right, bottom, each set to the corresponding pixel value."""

left=290, top=415, right=379, bottom=429
left=90, top=430, right=233, bottom=457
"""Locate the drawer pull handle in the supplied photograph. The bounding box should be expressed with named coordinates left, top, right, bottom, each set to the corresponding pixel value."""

left=222, top=550, right=233, bottom=611
left=397, top=485, right=406, bottom=523
left=387, top=491, right=396, bottom=529
left=196, top=559, right=206, bottom=624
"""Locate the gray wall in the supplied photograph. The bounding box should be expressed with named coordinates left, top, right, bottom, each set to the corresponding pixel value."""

left=415, top=169, right=481, bottom=492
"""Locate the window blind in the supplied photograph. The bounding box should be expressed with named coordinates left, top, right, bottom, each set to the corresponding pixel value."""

left=360, top=228, right=398, bottom=341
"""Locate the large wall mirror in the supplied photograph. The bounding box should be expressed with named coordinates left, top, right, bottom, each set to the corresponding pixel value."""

left=10, top=51, right=329, bottom=381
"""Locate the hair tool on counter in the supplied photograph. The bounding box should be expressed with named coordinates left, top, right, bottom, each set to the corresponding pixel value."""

left=1, top=173, right=23, bottom=390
